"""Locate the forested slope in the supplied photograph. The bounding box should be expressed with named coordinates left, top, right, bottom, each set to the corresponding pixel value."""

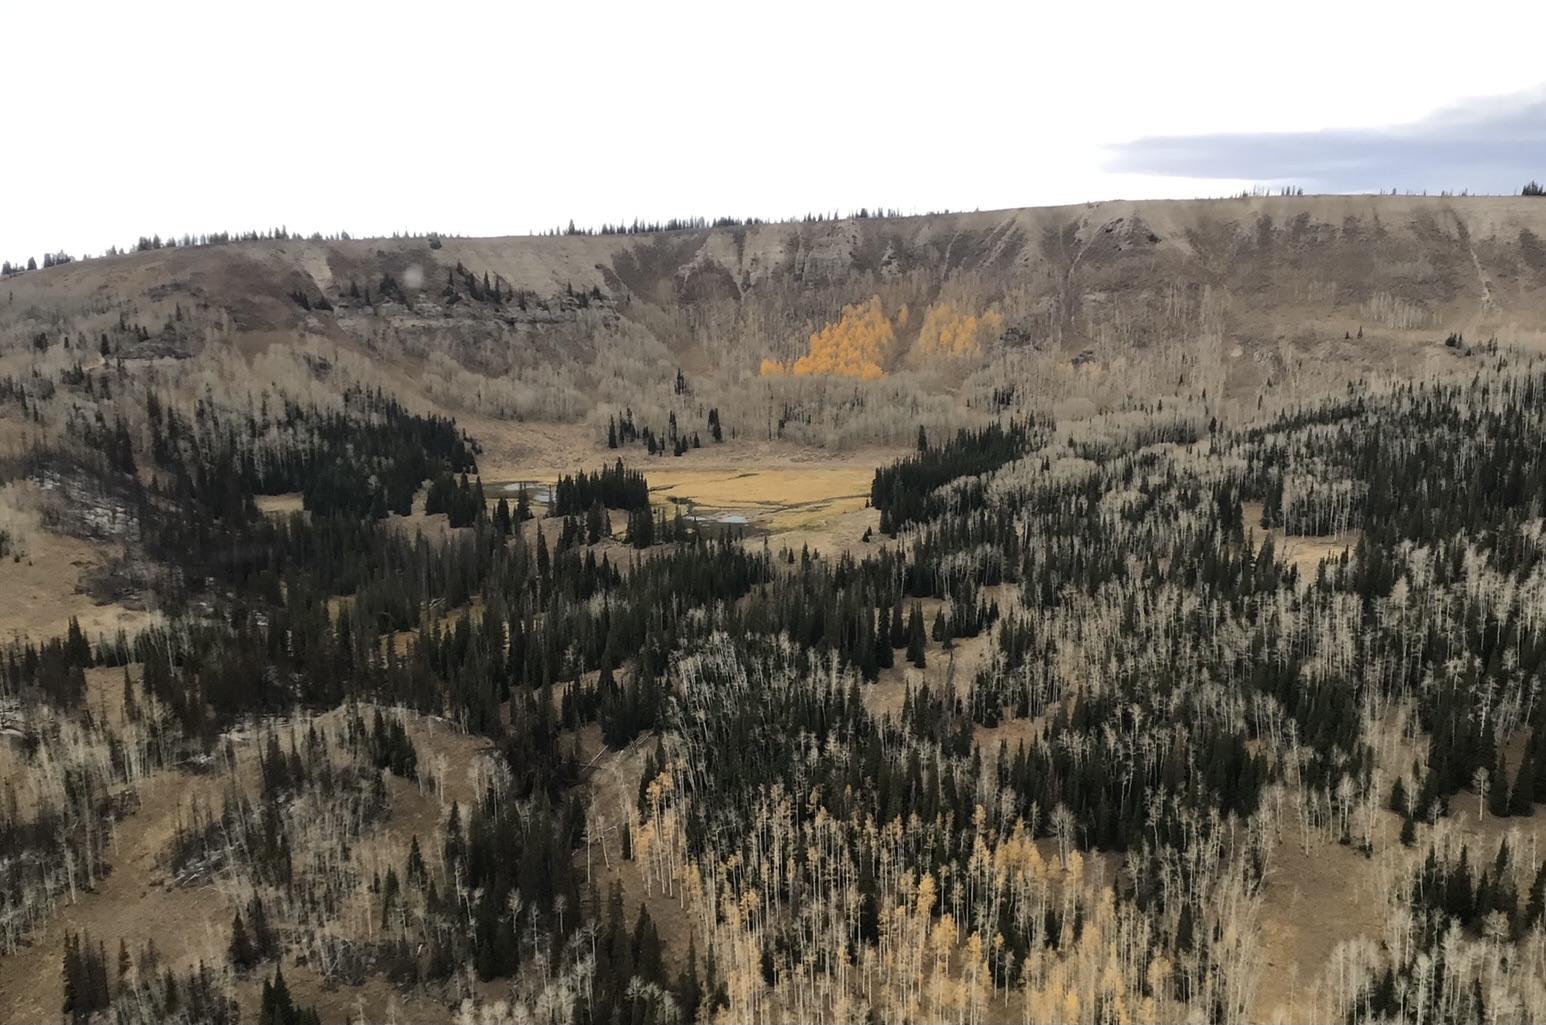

left=5, top=197, right=1546, bottom=1023
left=5, top=329, right=1546, bottom=1020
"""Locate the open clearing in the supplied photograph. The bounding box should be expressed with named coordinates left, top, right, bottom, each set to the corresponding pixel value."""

left=255, top=492, right=305, bottom=514
left=1241, top=500, right=1360, bottom=574
left=0, top=483, right=162, bottom=644
left=484, top=450, right=895, bottom=557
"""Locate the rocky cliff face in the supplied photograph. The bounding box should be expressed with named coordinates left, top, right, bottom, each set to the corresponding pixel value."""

left=5, top=196, right=1545, bottom=432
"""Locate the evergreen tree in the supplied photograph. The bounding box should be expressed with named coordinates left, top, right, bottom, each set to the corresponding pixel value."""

left=1490, top=749, right=1513, bottom=818
left=258, top=964, right=320, bottom=1025
left=61, top=933, right=80, bottom=1023
left=1526, top=860, right=1546, bottom=929
left=406, top=834, right=427, bottom=887
left=229, top=911, right=257, bottom=970
left=907, top=602, right=927, bottom=667
left=1390, top=776, right=1410, bottom=815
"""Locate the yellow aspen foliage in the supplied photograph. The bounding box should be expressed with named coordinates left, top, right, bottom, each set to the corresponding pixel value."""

left=915, top=302, right=1004, bottom=359
left=965, top=930, right=986, bottom=973
left=1146, top=954, right=1171, bottom=994
left=1065, top=848, right=1085, bottom=882
left=684, top=862, right=703, bottom=902
left=1026, top=986, right=1055, bottom=1025
left=1027, top=839, right=1046, bottom=878
left=1080, top=918, right=1103, bottom=956
left=1101, top=957, right=1129, bottom=1024
left=914, top=870, right=938, bottom=921
left=759, top=296, right=896, bottom=379
left=930, top=914, right=957, bottom=971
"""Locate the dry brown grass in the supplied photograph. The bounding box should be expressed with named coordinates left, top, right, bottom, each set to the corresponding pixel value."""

left=0, top=766, right=236, bottom=1023
left=255, top=492, right=304, bottom=515
left=1241, top=501, right=1360, bottom=575
left=1252, top=795, right=1546, bottom=1024
left=0, top=700, right=492, bottom=1025
left=1252, top=832, right=1389, bottom=1023
left=0, top=482, right=162, bottom=645
left=647, top=465, right=872, bottom=511
left=574, top=725, right=701, bottom=976
left=484, top=445, right=898, bottom=563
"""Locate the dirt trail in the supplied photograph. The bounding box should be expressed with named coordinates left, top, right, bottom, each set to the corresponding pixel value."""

left=1467, top=238, right=1496, bottom=313
left=1452, top=211, right=1496, bottom=315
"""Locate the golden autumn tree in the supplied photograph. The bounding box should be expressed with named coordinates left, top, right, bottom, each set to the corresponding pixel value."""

left=761, top=296, right=896, bottom=379
left=915, top=302, right=1004, bottom=359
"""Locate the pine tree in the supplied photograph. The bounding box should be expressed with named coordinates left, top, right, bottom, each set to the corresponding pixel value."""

left=445, top=802, right=465, bottom=869
left=249, top=895, right=274, bottom=961
left=1526, top=860, right=1546, bottom=929
left=230, top=912, right=256, bottom=969
left=121, top=668, right=139, bottom=722
left=259, top=963, right=320, bottom=1025
left=676, top=937, right=703, bottom=1024
left=61, top=933, right=80, bottom=1023
left=875, top=605, right=894, bottom=669
left=1390, top=776, right=1410, bottom=815
left=89, top=940, right=109, bottom=1018
left=406, top=834, right=427, bottom=887
left=907, top=603, right=927, bottom=668
left=1511, top=745, right=1537, bottom=816
left=1490, top=749, right=1512, bottom=818
left=632, top=904, right=663, bottom=983
left=587, top=500, right=606, bottom=545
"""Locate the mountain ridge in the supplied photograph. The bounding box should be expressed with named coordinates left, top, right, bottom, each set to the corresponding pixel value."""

left=5, top=193, right=1546, bottom=454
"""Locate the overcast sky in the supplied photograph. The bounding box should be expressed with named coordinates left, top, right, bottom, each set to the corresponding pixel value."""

left=3, top=0, right=1543, bottom=263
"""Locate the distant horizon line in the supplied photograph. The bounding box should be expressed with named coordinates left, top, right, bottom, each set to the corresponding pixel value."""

left=5, top=184, right=1541, bottom=273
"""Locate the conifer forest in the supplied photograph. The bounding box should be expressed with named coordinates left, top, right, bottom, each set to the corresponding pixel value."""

left=5, top=197, right=1546, bottom=1023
